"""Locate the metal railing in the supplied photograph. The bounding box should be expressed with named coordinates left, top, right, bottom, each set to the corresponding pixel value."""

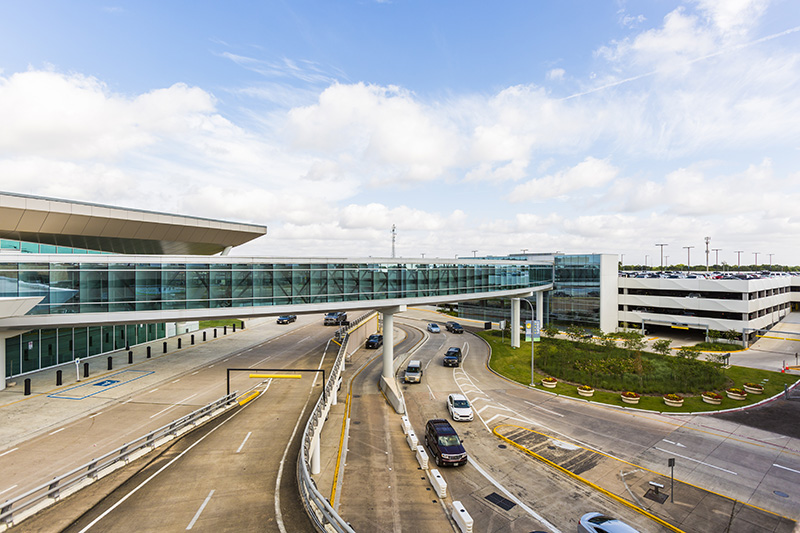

left=0, top=392, right=238, bottom=528
left=297, top=312, right=378, bottom=532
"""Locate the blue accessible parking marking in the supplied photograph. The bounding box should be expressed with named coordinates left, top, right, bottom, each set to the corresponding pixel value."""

left=49, top=370, right=154, bottom=400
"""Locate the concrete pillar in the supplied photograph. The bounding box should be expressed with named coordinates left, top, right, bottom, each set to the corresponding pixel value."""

left=511, top=298, right=521, bottom=348
left=536, top=291, right=544, bottom=324
left=311, top=434, right=321, bottom=475
left=382, top=312, right=395, bottom=380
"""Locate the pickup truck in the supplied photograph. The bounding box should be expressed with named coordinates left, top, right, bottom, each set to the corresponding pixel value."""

left=443, top=347, right=462, bottom=367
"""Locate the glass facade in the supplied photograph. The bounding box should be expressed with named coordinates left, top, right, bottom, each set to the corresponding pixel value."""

left=0, top=259, right=553, bottom=315
left=0, top=238, right=107, bottom=254
left=548, top=254, right=602, bottom=328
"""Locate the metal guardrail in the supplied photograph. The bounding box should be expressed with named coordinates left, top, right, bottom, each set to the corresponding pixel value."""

left=0, top=392, right=238, bottom=528
left=297, top=311, right=378, bottom=532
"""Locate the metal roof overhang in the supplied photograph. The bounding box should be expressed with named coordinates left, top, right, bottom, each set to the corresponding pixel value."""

left=0, top=191, right=266, bottom=255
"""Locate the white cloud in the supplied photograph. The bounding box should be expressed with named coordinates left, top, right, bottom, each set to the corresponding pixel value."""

left=510, top=157, right=619, bottom=202
left=546, top=68, right=565, bottom=81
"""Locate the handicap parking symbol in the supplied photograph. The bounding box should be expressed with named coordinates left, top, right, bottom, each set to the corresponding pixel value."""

left=94, top=379, right=120, bottom=387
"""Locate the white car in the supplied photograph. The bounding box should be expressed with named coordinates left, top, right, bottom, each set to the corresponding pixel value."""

left=578, top=512, right=640, bottom=533
left=427, top=323, right=440, bottom=333
left=446, top=393, right=473, bottom=422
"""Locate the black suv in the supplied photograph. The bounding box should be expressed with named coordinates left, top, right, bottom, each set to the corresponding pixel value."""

left=365, top=334, right=383, bottom=349
left=445, top=321, right=464, bottom=334
left=424, top=419, right=467, bottom=467
left=443, top=347, right=462, bottom=367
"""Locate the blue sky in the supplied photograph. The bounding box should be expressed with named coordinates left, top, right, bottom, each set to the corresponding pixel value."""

left=1, top=1, right=799, bottom=265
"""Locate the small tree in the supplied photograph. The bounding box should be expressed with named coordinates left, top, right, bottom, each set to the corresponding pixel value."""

left=652, top=339, right=672, bottom=356
left=600, top=333, right=617, bottom=348
left=566, top=324, right=583, bottom=342
left=622, top=332, right=645, bottom=352
left=724, top=329, right=741, bottom=343
left=677, top=346, right=700, bottom=360
left=708, top=330, right=722, bottom=343
left=705, top=352, right=725, bottom=367
left=542, top=324, right=559, bottom=338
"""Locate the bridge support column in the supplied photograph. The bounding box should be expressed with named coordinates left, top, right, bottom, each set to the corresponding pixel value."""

left=511, top=298, right=521, bottom=348
left=378, top=305, right=407, bottom=414
left=536, top=291, right=544, bottom=324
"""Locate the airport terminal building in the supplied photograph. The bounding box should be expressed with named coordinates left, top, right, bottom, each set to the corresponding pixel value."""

left=2, top=191, right=799, bottom=383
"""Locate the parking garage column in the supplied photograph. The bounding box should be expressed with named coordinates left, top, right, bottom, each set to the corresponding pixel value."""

left=380, top=305, right=407, bottom=380
left=511, top=298, right=521, bottom=348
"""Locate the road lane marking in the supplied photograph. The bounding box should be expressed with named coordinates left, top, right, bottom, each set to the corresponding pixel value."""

left=773, top=463, right=800, bottom=474
left=0, top=448, right=17, bottom=457
left=191, top=371, right=199, bottom=375
left=149, top=393, right=199, bottom=419
left=186, top=489, right=215, bottom=530
left=654, top=447, right=737, bottom=475
left=76, top=395, right=251, bottom=533
left=427, top=385, right=436, bottom=400
left=236, top=432, right=252, bottom=454
left=662, top=439, right=686, bottom=448
left=147, top=388, right=158, bottom=394
left=172, top=379, right=180, bottom=384
left=89, top=412, right=103, bottom=418
left=524, top=400, right=565, bottom=417
left=0, top=484, right=18, bottom=496
left=49, top=428, right=66, bottom=435
left=469, top=457, right=562, bottom=533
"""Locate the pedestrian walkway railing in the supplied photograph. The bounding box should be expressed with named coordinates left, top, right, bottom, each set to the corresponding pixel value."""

left=298, top=312, right=376, bottom=533
left=0, top=392, right=238, bottom=528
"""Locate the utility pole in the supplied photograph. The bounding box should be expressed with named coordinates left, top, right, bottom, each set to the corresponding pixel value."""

left=472, top=250, right=478, bottom=258
left=645, top=254, right=649, bottom=270
left=753, top=252, right=759, bottom=268
left=683, top=246, right=694, bottom=273
left=704, top=236, right=711, bottom=271
left=521, top=248, right=528, bottom=254
left=391, top=224, right=396, bottom=258
left=735, top=250, right=744, bottom=270
left=712, top=248, right=722, bottom=267
left=655, top=243, right=667, bottom=272
left=768, top=253, right=774, bottom=268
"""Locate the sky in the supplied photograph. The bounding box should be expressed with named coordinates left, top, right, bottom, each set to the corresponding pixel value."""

left=1, top=1, right=799, bottom=266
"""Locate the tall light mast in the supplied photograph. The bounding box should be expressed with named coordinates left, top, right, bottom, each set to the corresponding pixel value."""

left=391, top=224, right=396, bottom=258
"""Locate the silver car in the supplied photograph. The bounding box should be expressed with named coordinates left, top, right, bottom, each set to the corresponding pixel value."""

left=427, top=323, right=440, bottom=333
left=446, top=393, right=473, bottom=422
left=578, top=512, right=640, bottom=533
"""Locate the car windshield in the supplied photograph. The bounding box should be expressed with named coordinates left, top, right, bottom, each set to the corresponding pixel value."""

left=438, top=435, right=461, bottom=447
left=453, top=400, right=469, bottom=408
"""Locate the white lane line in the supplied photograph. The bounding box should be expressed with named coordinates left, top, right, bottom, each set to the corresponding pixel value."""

left=149, top=393, right=200, bottom=419
left=191, top=371, right=199, bottom=376
left=654, top=447, right=737, bottom=475
left=469, top=457, right=561, bottom=533
left=662, top=439, right=686, bottom=448
left=773, top=463, right=800, bottom=474
left=172, top=379, right=181, bottom=384
left=0, top=484, right=18, bottom=496
left=186, top=489, right=215, bottom=530
left=89, top=412, right=103, bottom=418
left=76, top=404, right=250, bottom=533
left=208, top=365, right=215, bottom=368
left=523, top=400, right=565, bottom=418
left=427, top=385, right=436, bottom=400
left=236, top=432, right=252, bottom=454
left=49, top=428, right=66, bottom=435
left=0, top=448, right=18, bottom=457
left=147, top=388, right=158, bottom=394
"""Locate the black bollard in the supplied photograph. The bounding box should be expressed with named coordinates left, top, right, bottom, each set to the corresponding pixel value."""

left=223, top=326, right=227, bottom=335
left=108, top=356, right=113, bottom=370
left=125, top=343, right=130, bottom=351
left=178, top=338, right=182, bottom=349
left=191, top=334, right=194, bottom=345
left=241, top=321, right=245, bottom=330
left=214, top=329, right=217, bottom=338
left=147, top=346, right=151, bottom=358
left=83, top=362, right=89, bottom=378
left=56, top=370, right=62, bottom=386
left=203, top=331, right=207, bottom=341
left=232, top=323, right=236, bottom=332
left=163, top=341, right=167, bottom=353
left=128, top=351, right=133, bottom=364
left=24, top=378, right=31, bottom=396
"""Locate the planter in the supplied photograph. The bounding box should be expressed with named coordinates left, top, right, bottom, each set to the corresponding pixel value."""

left=542, top=379, right=557, bottom=389
left=726, top=390, right=747, bottom=401
left=577, top=388, right=595, bottom=397
left=663, top=397, right=684, bottom=407
left=621, top=395, right=640, bottom=405
left=702, top=394, right=722, bottom=405
left=743, top=384, right=764, bottom=395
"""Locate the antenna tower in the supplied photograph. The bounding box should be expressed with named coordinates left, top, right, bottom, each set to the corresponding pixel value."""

left=391, top=224, right=396, bottom=258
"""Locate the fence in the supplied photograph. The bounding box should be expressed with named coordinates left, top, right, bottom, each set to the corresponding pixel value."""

left=0, top=392, right=238, bottom=528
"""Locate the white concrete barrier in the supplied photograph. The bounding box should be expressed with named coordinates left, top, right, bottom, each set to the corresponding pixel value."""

left=415, top=445, right=428, bottom=470
left=427, top=468, right=447, bottom=498
left=406, top=430, right=418, bottom=450
left=451, top=501, right=473, bottom=533
left=400, top=415, right=411, bottom=435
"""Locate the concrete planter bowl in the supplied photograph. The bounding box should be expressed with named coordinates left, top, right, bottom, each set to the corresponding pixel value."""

left=726, top=389, right=747, bottom=401
left=743, top=384, right=764, bottom=395
left=663, top=396, right=684, bottom=407
left=702, top=393, right=722, bottom=405
left=621, top=392, right=640, bottom=404
left=542, top=379, right=557, bottom=389
left=577, top=387, right=594, bottom=397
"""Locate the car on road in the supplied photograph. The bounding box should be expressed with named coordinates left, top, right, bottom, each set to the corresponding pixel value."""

left=578, top=512, right=640, bottom=533
left=365, top=334, right=383, bottom=349
left=446, top=393, right=473, bottom=422
left=443, top=347, right=462, bottom=367
left=403, top=360, right=423, bottom=383
left=445, top=321, right=464, bottom=333
left=276, top=315, right=297, bottom=324
left=324, top=312, right=348, bottom=326
left=427, top=323, right=440, bottom=333
left=424, top=419, right=467, bottom=467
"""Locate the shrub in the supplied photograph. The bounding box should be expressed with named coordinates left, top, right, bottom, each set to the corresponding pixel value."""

left=542, top=377, right=557, bottom=383
left=621, top=391, right=640, bottom=398
left=727, top=387, right=745, bottom=395
left=578, top=385, right=593, bottom=391
left=652, top=339, right=672, bottom=356
left=703, top=391, right=722, bottom=399
left=664, top=393, right=682, bottom=401
left=744, top=382, right=763, bottom=389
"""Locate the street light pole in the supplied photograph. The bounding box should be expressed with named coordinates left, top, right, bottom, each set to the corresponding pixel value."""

left=753, top=252, right=759, bottom=267
left=712, top=248, right=721, bottom=267
left=704, top=236, right=711, bottom=272
left=683, top=246, right=694, bottom=273
left=655, top=243, right=667, bottom=272
left=735, top=250, right=744, bottom=270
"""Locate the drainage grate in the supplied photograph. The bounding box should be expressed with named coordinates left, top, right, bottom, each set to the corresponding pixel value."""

left=485, top=492, right=516, bottom=511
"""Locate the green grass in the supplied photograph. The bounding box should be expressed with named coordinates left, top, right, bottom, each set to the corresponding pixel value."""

left=199, top=319, right=244, bottom=328
left=479, top=331, right=798, bottom=412
left=693, top=341, right=743, bottom=351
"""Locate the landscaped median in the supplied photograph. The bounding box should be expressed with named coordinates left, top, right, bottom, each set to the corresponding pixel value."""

left=479, top=331, right=799, bottom=413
